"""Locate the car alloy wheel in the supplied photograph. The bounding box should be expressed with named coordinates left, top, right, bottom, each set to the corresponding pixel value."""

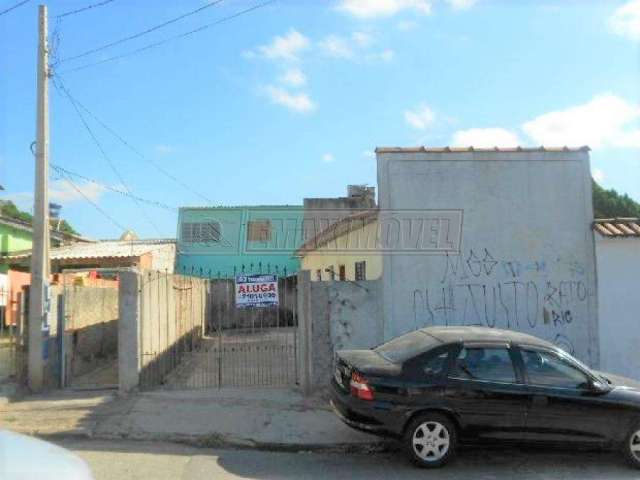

left=405, top=413, right=457, bottom=468
left=625, top=428, right=640, bottom=468
left=412, top=421, right=450, bottom=461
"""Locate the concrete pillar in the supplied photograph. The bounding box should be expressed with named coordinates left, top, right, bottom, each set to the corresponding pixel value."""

left=118, top=270, right=141, bottom=394
left=296, top=270, right=312, bottom=396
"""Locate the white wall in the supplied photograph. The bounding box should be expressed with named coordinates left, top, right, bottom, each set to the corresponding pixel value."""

left=377, top=149, right=599, bottom=366
left=596, top=236, right=640, bottom=378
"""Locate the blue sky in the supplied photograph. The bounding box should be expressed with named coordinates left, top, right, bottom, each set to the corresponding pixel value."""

left=1, top=0, right=639, bottom=239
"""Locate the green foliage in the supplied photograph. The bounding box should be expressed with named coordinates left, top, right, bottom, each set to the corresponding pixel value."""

left=0, top=200, right=79, bottom=235
left=592, top=180, right=640, bottom=219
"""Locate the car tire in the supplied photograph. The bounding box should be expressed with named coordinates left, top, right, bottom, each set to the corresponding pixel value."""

left=623, top=422, right=640, bottom=468
left=404, top=412, right=457, bottom=468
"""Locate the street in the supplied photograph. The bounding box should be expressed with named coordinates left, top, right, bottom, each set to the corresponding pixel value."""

left=58, top=439, right=640, bottom=480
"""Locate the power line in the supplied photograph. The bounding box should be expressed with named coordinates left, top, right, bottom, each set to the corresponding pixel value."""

left=56, top=0, right=116, bottom=19
left=58, top=0, right=276, bottom=74
left=58, top=0, right=224, bottom=63
left=0, top=0, right=30, bottom=17
left=57, top=170, right=129, bottom=232
left=53, top=76, right=213, bottom=205
left=53, top=76, right=163, bottom=236
left=51, top=163, right=178, bottom=212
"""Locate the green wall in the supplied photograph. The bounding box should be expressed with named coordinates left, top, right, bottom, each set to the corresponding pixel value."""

left=176, top=206, right=304, bottom=278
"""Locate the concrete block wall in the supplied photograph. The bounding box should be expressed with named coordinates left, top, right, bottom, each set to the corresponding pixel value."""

left=376, top=149, right=599, bottom=366
left=301, top=278, right=383, bottom=389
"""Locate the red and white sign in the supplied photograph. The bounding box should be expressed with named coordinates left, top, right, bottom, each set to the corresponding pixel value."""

left=235, top=274, right=279, bottom=308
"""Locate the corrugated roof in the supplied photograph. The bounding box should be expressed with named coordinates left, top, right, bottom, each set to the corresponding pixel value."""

left=593, top=218, right=640, bottom=238
left=375, top=146, right=590, bottom=153
left=3, top=239, right=175, bottom=261
left=296, top=209, right=379, bottom=255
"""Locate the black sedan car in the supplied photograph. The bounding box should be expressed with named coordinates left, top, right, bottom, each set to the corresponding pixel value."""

left=330, top=326, right=640, bottom=468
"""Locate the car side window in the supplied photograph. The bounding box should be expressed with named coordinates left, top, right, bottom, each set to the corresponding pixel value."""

left=450, top=347, right=516, bottom=383
left=522, top=349, right=590, bottom=389
left=404, top=347, right=451, bottom=380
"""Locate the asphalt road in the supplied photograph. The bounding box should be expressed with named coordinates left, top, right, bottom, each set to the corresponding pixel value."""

left=57, top=439, right=640, bottom=480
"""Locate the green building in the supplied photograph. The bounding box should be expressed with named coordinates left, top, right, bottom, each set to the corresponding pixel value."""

left=176, top=206, right=305, bottom=278
left=0, top=216, right=72, bottom=273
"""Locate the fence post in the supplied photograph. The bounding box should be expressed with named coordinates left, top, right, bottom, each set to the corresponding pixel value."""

left=56, top=294, right=65, bottom=388
left=119, top=270, right=141, bottom=394
left=296, top=270, right=312, bottom=396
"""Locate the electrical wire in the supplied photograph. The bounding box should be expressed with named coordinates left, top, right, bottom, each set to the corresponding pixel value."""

left=53, top=76, right=213, bottom=205
left=58, top=0, right=276, bottom=74
left=53, top=76, right=163, bottom=236
left=51, top=164, right=178, bottom=212
left=58, top=0, right=224, bottom=63
left=55, top=0, right=116, bottom=19
left=0, top=0, right=30, bottom=17
left=57, top=171, right=130, bottom=232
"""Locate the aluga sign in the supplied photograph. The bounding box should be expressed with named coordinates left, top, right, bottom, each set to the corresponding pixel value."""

left=235, top=274, right=279, bottom=308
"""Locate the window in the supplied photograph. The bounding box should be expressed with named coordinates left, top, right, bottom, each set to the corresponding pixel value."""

left=247, top=220, right=271, bottom=242
left=338, top=264, right=346, bottom=281
left=316, top=269, right=322, bottom=281
left=522, top=349, right=590, bottom=389
left=327, top=265, right=335, bottom=281
left=355, top=261, right=366, bottom=281
left=375, top=330, right=439, bottom=364
left=451, top=347, right=516, bottom=383
left=181, top=221, right=221, bottom=244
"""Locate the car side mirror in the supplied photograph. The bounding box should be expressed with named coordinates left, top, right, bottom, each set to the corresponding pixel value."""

left=586, top=379, right=610, bottom=395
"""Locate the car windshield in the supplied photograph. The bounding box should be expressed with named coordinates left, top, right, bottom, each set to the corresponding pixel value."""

left=374, top=330, right=440, bottom=363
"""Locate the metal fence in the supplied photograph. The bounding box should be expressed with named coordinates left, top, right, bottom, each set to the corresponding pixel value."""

left=0, top=286, right=27, bottom=386
left=139, top=272, right=298, bottom=390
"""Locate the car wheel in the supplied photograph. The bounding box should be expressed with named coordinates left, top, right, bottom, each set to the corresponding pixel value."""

left=404, top=413, right=457, bottom=468
left=624, top=424, right=640, bottom=468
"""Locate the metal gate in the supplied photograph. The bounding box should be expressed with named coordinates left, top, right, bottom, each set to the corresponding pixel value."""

left=0, top=285, right=27, bottom=387
left=139, top=273, right=298, bottom=390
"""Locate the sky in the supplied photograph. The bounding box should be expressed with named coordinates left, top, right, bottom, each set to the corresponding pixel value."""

left=0, top=0, right=639, bottom=240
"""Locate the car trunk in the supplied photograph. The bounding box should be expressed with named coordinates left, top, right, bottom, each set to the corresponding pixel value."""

left=334, top=349, right=401, bottom=393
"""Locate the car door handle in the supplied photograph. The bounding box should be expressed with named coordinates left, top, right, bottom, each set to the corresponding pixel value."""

left=531, top=395, right=548, bottom=406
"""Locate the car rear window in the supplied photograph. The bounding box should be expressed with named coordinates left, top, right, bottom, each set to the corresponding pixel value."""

left=374, top=330, right=440, bottom=363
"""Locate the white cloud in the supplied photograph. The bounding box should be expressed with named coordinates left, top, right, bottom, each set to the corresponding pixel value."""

left=319, top=34, right=354, bottom=58
left=322, top=153, right=336, bottom=163
left=522, top=94, right=640, bottom=149
left=337, top=0, right=432, bottom=18
left=593, top=168, right=605, bottom=183
left=154, top=144, right=176, bottom=155
left=397, top=20, right=418, bottom=31
left=279, top=68, right=306, bottom=87
left=50, top=179, right=107, bottom=203
left=451, top=128, right=522, bottom=147
left=263, top=85, right=317, bottom=113
left=404, top=104, right=436, bottom=130
left=362, top=150, right=375, bottom=159
left=609, top=0, right=640, bottom=41
left=5, top=179, right=107, bottom=209
left=368, top=48, right=394, bottom=62
left=352, top=31, right=374, bottom=47
left=255, top=29, right=310, bottom=61
left=446, top=0, right=477, bottom=11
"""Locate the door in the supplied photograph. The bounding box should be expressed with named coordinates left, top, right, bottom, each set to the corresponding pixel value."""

left=401, top=345, right=455, bottom=407
left=443, top=344, right=529, bottom=440
left=519, top=347, right=624, bottom=444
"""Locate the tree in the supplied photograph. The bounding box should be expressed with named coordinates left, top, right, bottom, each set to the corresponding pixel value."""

left=592, top=180, right=640, bottom=219
left=0, top=200, right=79, bottom=236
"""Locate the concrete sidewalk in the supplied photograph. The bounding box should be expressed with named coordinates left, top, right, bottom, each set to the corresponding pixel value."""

left=0, top=388, right=385, bottom=452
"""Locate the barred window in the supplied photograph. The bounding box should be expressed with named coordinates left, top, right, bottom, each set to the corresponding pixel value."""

left=355, top=261, right=366, bottom=281
left=182, top=221, right=221, bottom=243
left=247, top=220, right=272, bottom=242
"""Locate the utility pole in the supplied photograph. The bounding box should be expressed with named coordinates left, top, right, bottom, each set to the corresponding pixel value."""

left=28, top=4, right=50, bottom=392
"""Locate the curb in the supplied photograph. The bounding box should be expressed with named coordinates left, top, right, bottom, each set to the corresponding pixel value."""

left=34, top=429, right=397, bottom=454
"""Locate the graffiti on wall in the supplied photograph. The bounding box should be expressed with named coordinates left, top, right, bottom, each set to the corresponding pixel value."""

left=412, top=247, right=592, bottom=355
